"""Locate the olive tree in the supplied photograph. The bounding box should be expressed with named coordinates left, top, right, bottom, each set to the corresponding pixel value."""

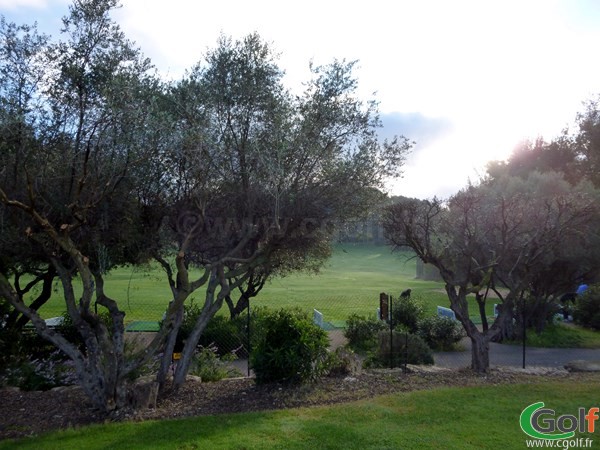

left=0, top=0, right=168, bottom=411
left=383, top=172, right=600, bottom=372
left=155, top=34, right=412, bottom=389
left=0, top=3, right=412, bottom=403
left=0, top=18, right=58, bottom=335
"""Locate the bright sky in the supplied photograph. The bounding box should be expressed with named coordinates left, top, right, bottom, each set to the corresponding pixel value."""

left=3, top=0, right=600, bottom=198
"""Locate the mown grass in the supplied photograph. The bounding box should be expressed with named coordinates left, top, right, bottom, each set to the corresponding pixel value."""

left=509, top=323, right=600, bottom=349
left=25, top=243, right=600, bottom=347
left=33, top=243, right=496, bottom=325
left=2, top=379, right=598, bottom=449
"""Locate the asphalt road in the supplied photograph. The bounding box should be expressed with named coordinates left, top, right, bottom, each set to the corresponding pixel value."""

left=433, top=337, right=600, bottom=368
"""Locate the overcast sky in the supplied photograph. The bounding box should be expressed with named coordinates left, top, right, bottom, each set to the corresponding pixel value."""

left=3, top=0, right=600, bottom=198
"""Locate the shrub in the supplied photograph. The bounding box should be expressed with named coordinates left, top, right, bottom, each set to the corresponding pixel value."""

left=573, top=284, right=600, bottom=330
left=390, top=294, right=425, bottom=333
left=199, top=316, right=246, bottom=356
left=417, top=316, right=465, bottom=351
left=366, top=330, right=434, bottom=367
left=0, top=326, right=55, bottom=367
left=344, top=313, right=386, bottom=352
left=169, top=302, right=247, bottom=356
left=251, top=308, right=329, bottom=384
left=325, top=347, right=362, bottom=377
left=188, top=345, right=242, bottom=382
left=0, top=351, right=77, bottom=391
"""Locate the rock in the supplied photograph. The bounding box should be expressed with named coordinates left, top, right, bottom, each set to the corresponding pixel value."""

left=186, top=375, right=202, bottom=383
left=494, top=366, right=568, bottom=376
left=406, top=364, right=452, bottom=374
left=127, top=380, right=159, bottom=410
left=1, top=386, right=20, bottom=393
left=564, top=360, right=600, bottom=372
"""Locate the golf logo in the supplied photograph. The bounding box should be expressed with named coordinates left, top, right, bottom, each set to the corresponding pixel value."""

left=520, top=401, right=598, bottom=441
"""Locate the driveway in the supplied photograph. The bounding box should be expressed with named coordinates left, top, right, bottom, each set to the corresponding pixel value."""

left=433, top=337, right=600, bottom=368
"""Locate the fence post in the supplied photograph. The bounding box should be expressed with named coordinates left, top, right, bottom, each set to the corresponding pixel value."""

left=389, top=295, right=394, bottom=369
left=405, top=331, right=408, bottom=372
left=247, top=300, right=251, bottom=377
left=522, top=307, right=526, bottom=369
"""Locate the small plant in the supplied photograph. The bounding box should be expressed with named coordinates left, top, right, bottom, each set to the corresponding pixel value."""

left=366, top=330, right=434, bottom=368
left=325, top=347, right=362, bottom=377
left=188, top=345, right=241, bottom=382
left=344, top=313, right=386, bottom=352
left=251, top=308, right=329, bottom=384
left=573, top=284, right=600, bottom=330
left=417, top=316, right=465, bottom=351
left=391, top=294, right=425, bottom=333
left=0, top=351, right=77, bottom=391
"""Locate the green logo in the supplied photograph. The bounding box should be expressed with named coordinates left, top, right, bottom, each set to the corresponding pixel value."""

left=520, top=402, right=600, bottom=440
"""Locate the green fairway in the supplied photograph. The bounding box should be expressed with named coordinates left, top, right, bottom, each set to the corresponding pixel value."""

left=2, top=379, right=598, bottom=449
left=34, top=243, right=496, bottom=327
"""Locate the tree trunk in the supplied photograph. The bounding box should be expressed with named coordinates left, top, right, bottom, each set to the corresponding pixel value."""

left=475, top=293, right=488, bottom=332
left=470, top=332, right=490, bottom=373
left=226, top=294, right=249, bottom=319
left=157, top=303, right=184, bottom=388
left=445, top=285, right=491, bottom=373
left=490, top=302, right=515, bottom=342
left=7, top=266, right=56, bottom=330
left=172, top=282, right=222, bottom=389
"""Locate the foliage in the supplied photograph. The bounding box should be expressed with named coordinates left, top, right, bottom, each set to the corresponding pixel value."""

left=573, top=284, right=600, bottom=330
left=199, top=316, right=246, bottom=356
left=0, top=0, right=168, bottom=411
left=575, top=96, right=600, bottom=187
left=0, top=326, right=55, bottom=369
left=367, top=330, right=433, bottom=367
left=0, top=0, right=411, bottom=405
left=486, top=95, right=600, bottom=188
left=417, top=316, right=465, bottom=351
left=164, top=302, right=249, bottom=356
left=250, top=308, right=329, bottom=384
left=391, top=294, right=425, bottom=333
left=344, top=313, right=386, bottom=352
left=324, top=347, right=362, bottom=377
left=0, top=351, right=77, bottom=391
left=383, top=172, right=600, bottom=372
left=506, top=323, right=584, bottom=348
left=187, top=345, right=241, bottom=382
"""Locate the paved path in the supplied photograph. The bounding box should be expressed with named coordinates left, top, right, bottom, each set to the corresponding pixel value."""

left=433, top=337, right=600, bottom=368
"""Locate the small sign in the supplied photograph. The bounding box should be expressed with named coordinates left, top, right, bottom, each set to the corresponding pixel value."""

left=380, top=293, right=389, bottom=321
left=313, top=309, right=324, bottom=328
left=437, top=306, right=456, bottom=320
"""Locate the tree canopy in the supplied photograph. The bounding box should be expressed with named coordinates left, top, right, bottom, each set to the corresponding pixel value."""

left=383, top=172, right=600, bottom=372
left=0, top=0, right=411, bottom=409
left=487, top=95, right=600, bottom=188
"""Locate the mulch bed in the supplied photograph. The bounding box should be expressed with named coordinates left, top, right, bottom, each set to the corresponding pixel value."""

left=1, top=367, right=598, bottom=441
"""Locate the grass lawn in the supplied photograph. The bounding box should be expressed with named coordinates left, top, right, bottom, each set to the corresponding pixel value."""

left=509, top=323, right=600, bottom=349
left=2, top=379, right=598, bottom=449
left=24, top=243, right=600, bottom=346
left=33, top=243, right=497, bottom=326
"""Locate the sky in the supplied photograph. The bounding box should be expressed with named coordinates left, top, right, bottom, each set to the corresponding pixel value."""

left=2, top=0, right=600, bottom=199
